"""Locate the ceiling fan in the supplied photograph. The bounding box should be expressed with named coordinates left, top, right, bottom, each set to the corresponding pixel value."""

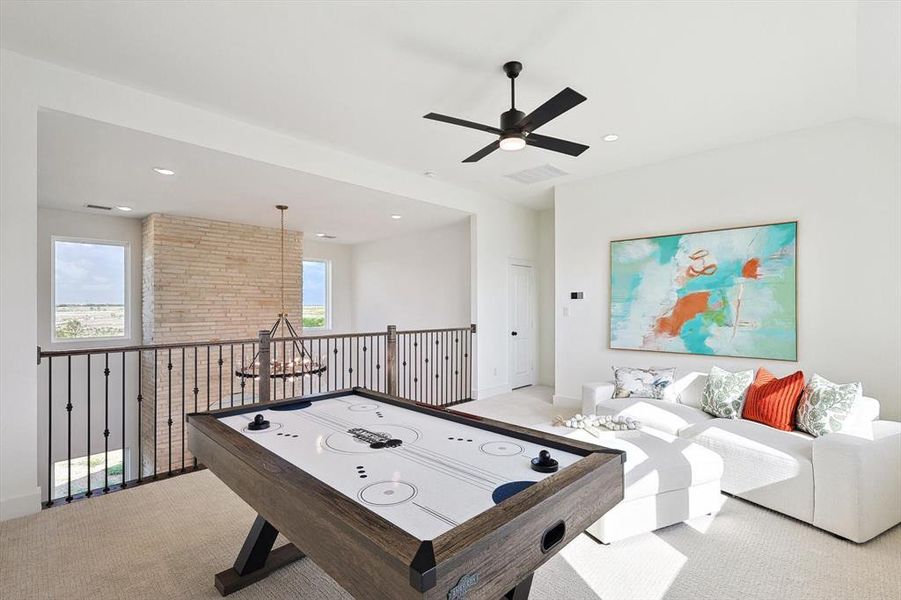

left=423, top=61, right=589, bottom=163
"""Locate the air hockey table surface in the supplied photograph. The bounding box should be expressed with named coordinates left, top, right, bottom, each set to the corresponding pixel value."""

left=187, top=388, right=624, bottom=600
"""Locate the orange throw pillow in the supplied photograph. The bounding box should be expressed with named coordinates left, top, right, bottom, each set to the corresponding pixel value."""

left=742, top=368, right=805, bottom=431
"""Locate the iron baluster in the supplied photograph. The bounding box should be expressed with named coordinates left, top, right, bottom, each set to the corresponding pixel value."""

left=192, top=348, right=198, bottom=464
left=137, top=351, right=143, bottom=483
left=66, top=356, right=72, bottom=502
left=153, top=349, right=158, bottom=479
left=167, top=348, right=172, bottom=476
left=121, top=352, right=126, bottom=488
left=361, top=337, right=367, bottom=391
left=218, top=345, right=223, bottom=408
left=46, top=356, right=53, bottom=506
left=181, top=347, right=186, bottom=472
left=240, top=344, right=246, bottom=405
left=86, top=354, right=92, bottom=497
left=103, top=353, right=110, bottom=493
left=152, top=351, right=159, bottom=478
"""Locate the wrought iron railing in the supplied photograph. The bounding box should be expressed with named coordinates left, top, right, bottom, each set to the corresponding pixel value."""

left=36, top=324, right=475, bottom=507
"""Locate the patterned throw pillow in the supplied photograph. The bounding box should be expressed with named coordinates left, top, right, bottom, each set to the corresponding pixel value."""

left=700, top=365, right=754, bottom=418
left=795, top=374, right=861, bottom=437
left=612, top=367, right=676, bottom=400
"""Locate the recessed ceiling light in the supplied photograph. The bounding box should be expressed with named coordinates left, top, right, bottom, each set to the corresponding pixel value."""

left=153, top=167, right=176, bottom=175
left=602, top=134, right=619, bottom=142
left=316, top=233, right=327, bottom=237
left=115, top=206, right=133, bottom=212
left=424, top=171, right=436, bottom=178
left=391, top=214, right=403, bottom=220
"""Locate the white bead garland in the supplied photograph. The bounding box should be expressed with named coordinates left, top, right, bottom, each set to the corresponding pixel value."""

left=554, top=413, right=641, bottom=435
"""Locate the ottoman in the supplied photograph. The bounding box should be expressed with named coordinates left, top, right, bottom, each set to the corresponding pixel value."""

left=535, top=423, right=724, bottom=543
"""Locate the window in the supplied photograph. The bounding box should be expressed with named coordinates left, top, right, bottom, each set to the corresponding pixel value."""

left=53, top=239, right=128, bottom=341
left=302, top=259, right=330, bottom=330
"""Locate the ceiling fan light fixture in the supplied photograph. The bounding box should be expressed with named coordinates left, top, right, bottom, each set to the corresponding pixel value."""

left=423, top=61, right=589, bottom=162
left=499, top=133, right=526, bottom=152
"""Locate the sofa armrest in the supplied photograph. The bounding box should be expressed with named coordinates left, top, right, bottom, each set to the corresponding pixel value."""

left=581, top=382, right=615, bottom=416
left=812, top=420, right=901, bottom=543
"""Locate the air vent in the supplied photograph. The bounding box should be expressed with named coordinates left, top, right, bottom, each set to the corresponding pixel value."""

left=504, top=163, right=569, bottom=185
left=85, top=204, right=113, bottom=211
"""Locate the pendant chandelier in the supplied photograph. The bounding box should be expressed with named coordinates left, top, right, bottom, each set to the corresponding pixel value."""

left=235, top=205, right=327, bottom=381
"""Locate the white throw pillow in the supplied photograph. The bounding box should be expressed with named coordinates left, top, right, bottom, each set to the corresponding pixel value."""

left=796, top=374, right=862, bottom=437
left=700, top=365, right=753, bottom=419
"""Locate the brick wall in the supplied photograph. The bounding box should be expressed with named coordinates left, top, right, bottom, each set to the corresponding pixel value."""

left=140, top=214, right=302, bottom=475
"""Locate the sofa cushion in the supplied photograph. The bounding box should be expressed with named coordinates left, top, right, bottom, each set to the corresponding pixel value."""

left=675, top=372, right=708, bottom=408
left=680, top=418, right=815, bottom=522
left=742, top=368, right=805, bottom=431
left=595, top=397, right=714, bottom=436
left=529, top=423, right=723, bottom=500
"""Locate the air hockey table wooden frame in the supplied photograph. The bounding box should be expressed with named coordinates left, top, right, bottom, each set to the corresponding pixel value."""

left=187, top=388, right=624, bottom=600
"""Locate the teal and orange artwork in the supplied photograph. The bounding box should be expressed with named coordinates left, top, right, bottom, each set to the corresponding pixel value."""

left=610, top=222, right=797, bottom=360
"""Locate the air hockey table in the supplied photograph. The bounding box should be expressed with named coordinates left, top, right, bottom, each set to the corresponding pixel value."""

left=187, top=388, right=624, bottom=599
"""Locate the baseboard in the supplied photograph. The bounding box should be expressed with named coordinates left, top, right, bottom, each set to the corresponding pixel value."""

left=0, top=486, right=42, bottom=521
left=475, top=385, right=513, bottom=400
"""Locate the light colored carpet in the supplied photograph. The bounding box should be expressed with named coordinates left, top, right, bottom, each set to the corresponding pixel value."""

left=2, top=388, right=899, bottom=599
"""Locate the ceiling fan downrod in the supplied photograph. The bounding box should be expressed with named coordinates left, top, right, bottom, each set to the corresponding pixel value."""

left=502, top=61, right=524, bottom=128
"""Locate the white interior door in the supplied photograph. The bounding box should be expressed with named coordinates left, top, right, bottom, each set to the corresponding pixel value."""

left=508, top=262, right=535, bottom=389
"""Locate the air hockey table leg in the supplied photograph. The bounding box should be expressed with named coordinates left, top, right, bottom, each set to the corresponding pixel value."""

left=503, top=573, right=534, bottom=600
left=214, top=514, right=305, bottom=596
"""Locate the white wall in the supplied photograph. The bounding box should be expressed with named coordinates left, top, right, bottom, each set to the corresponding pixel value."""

left=0, top=49, right=540, bottom=517
left=0, top=51, right=40, bottom=519
left=36, top=208, right=143, bottom=502
left=472, top=205, right=539, bottom=398
left=350, top=219, right=471, bottom=332
left=303, top=239, right=353, bottom=334
left=555, top=119, right=901, bottom=419
left=537, top=209, right=555, bottom=386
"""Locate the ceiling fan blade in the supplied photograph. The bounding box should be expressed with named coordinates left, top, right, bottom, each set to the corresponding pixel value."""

left=462, top=140, right=500, bottom=163
left=515, top=87, right=587, bottom=133
left=526, top=133, right=590, bottom=157
left=424, top=113, right=503, bottom=135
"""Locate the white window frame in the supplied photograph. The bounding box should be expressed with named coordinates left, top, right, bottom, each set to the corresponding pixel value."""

left=51, top=236, right=131, bottom=344
left=302, top=258, right=332, bottom=332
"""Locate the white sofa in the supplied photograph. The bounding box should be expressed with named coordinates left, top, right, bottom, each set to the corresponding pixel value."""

left=582, top=372, right=901, bottom=543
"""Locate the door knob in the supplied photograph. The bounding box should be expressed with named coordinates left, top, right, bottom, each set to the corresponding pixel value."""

left=511, top=331, right=518, bottom=336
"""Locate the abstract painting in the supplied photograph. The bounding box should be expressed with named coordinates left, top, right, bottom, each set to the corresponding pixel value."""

left=610, top=222, right=797, bottom=360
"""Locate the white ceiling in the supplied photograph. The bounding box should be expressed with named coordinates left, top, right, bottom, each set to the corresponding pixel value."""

left=37, top=110, right=469, bottom=244
left=4, top=2, right=899, bottom=209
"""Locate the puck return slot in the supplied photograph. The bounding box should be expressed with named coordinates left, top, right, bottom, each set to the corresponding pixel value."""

left=541, top=520, right=566, bottom=553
